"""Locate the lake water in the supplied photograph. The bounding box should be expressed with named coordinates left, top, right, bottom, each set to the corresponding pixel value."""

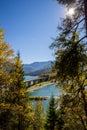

left=24, top=75, right=38, bottom=80
left=30, top=84, right=61, bottom=111
left=25, top=75, right=61, bottom=111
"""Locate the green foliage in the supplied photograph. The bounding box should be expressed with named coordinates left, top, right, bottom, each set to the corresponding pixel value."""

left=58, top=94, right=87, bottom=130
left=10, top=52, right=33, bottom=130
left=55, top=37, right=87, bottom=80
left=57, top=0, right=76, bottom=6
left=56, top=109, right=64, bottom=130
left=0, top=30, right=15, bottom=130
left=0, top=30, right=33, bottom=130
left=40, top=72, right=56, bottom=81
left=50, top=0, right=87, bottom=129
left=45, top=95, right=57, bottom=130
left=32, top=101, right=45, bottom=130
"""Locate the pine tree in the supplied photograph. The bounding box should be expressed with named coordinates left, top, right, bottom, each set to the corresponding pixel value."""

left=11, top=52, right=33, bottom=130
left=32, top=101, right=45, bottom=130
left=0, top=30, right=33, bottom=130
left=50, top=0, right=87, bottom=129
left=45, top=95, right=57, bottom=130
left=56, top=108, right=64, bottom=130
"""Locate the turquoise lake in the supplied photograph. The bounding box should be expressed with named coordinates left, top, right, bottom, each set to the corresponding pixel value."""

left=30, top=84, right=60, bottom=97
left=30, top=84, right=61, bottom=111
left=25, top=76, right=61, bottom=110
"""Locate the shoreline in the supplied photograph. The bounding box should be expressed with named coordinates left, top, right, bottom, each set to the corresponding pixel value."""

left=27, top=82, right=54, bottom=92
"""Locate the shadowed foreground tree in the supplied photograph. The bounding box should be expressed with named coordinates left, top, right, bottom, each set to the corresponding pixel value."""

left=50, top=0, right=87, bottom=129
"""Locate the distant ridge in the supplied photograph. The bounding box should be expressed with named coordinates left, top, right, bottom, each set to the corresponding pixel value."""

left=23, top=61, right=52, bottom=76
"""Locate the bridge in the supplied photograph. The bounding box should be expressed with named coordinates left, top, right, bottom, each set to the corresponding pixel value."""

left=25, top=77, right=49, bottom=87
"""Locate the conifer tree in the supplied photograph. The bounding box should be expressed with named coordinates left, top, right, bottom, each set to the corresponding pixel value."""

left=0, top=30, right=33, bottom=130
left=11, top=52, right=33, bottom=130
left=32, top=101, right=45, bottom=130
left=45, top=95, right=57, bottom=130
left=50, top=0, right=87, bottom=129
left=0, top=30, right=14, bottom=130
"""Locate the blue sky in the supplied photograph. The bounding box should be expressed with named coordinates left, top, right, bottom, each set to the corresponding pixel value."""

left=0, top=0, right=65, bottom=64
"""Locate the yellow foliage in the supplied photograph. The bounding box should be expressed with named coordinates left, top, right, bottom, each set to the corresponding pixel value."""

left=29, top=112, right=34, bottom=119
left=19, top=89, right=25, bottom=96
left=0, top=103, right=11, bottom=109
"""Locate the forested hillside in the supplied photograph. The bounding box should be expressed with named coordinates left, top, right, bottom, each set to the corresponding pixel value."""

left=23, top=61, right=52, bottom=75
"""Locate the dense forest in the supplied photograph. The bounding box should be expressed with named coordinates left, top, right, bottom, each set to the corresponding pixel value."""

left=0, top=0, right=87, bottom=130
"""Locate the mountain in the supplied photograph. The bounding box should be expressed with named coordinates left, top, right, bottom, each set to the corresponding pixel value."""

left=23, top=61, right=52, bottom=76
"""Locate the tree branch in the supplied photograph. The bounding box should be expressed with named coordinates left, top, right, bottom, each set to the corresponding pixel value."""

left=77, top=35, right=87, bottom=44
